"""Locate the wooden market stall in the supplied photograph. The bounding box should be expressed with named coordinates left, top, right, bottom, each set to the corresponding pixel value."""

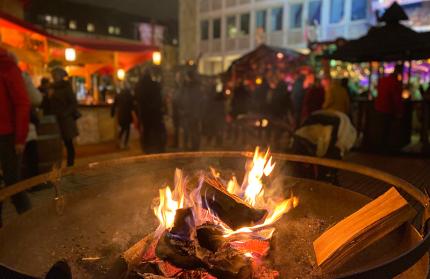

left=0, top=11, right=158, bottom=145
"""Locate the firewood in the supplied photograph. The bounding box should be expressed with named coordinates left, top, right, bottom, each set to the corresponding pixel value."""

left=202, top=176, right=267, bottom=230
left=170, top=208, right=195, bottom=239
left=196, top=224, right=225, bottom=252
left=313, top=187, right=416, bottom=274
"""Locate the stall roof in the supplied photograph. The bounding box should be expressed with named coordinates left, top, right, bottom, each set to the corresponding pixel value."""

left=328, top=2, right=430, bottom=62
left=0, top=10, right=158, bottom=52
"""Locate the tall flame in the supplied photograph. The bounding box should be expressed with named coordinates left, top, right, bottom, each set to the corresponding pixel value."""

left=242, top=147, right=275, bottom=206
left=154, top=186, right=181, bottom=230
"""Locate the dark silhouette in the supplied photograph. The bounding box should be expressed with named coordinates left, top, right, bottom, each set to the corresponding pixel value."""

left=111, top=89, right=134, bottom=149
left=135, top=72, right=166, bottom=153
left=49, top=67, right=79, bottom=167
left=180, top=69, right=203, bottom=150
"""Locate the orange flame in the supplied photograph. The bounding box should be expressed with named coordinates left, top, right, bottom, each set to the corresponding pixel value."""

left=243, top=147, right=275, bottom=206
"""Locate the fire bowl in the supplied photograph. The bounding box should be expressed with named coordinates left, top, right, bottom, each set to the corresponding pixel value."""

left=0, top=152, right=428, bottom=279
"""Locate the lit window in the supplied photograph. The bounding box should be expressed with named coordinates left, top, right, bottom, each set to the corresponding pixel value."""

left=213, top=18, right=221, bottom=39
left=114, top=27, right=121, bottom=35
left=200, top=20, right=209, bottom=40
left=226, top=16, right=237, bottom=38
left=308, top=0, right=322, bottom=25
left=87, top=23, right=95, bottom=32
left=256, top=10, right=267, bottom=32
left=330, top=0, right=345, bottom=24
left=52, top=16, right=58, bottom=25
left=240, top=13, right=250, bottom=35
left=351, top=0, right=367, bottom=21
left=69, top=20, right=77, bottom=30
left=271, top=7, right=283, bottom=31
left=45, top=15, right=52, bottom=23
left=108, top=26, right=115, bottom=34
left=290, top=3, right=303, bottom=28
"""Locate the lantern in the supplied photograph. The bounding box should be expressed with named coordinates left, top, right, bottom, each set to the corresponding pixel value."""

left=65, top=48, right=76, bottom=62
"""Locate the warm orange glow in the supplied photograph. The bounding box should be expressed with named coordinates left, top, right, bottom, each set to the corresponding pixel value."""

left=154, top=186, right=181, bottom=230
left=152, top=51, right=162, bottom=65
left=243, top=147, right=275, bottom=206
left=255, top=77, right=263, bottom=85
left=117, top=69, right=126, bottom=80
left=65, top=48, right=76, bottom=62
left=276, top=52, right=284, bottom=59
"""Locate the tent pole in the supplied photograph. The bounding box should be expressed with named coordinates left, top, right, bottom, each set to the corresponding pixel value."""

left=368, top=62, right=372, bottom=99
left=407, top=60, right=412, bottom=85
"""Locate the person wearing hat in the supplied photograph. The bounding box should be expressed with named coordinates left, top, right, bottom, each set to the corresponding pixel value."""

left=49, top=67, right=79, bottom=166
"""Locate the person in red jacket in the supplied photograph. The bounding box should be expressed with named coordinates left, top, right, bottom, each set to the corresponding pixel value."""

left=0, top=48, right=32, bottom=227
left=375, top=64, right=404, bottom=151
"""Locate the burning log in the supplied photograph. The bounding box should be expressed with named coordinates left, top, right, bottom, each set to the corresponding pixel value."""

left=202, top=176, right=267, bottom=230
left=313, top=187, right=416, bottom=274
left=170, top=208, right=195, bottom=239
left=196, top=224, right=225, bottom=252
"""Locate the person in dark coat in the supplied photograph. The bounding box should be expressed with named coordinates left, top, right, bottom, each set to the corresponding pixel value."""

left=38, top=77, right=52, bottom=115
left=135, top=71, right=166, bottom=153
left=111, top=88, right=134, bottom=149
left=301, top=77, right=326, bottom=124
left=49, top=67, right=79, bottom=167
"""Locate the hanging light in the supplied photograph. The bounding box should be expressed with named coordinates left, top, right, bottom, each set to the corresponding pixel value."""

left=152, top=51, right=162, bottom=65
left=276, top=52, right=284, bottom=59
left=65, top=48, right=76, bottom=62
left=255, top=77, right=263, bottom=85
left=117, top=69, right=126, bottom=80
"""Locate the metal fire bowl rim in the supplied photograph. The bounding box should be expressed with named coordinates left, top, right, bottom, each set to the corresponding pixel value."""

left=2, top=151, right=428, bottom=209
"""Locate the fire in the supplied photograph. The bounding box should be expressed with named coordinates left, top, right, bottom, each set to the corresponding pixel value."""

left=152, top=148, right=298, bottom=255
left=154, top=186, right=183, bottom=230
left=242, top=147, right=275, bottom=206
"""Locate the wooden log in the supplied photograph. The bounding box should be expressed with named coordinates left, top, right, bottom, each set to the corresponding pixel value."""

left=202, top=176, right=267, bottom=230
left=313, top=187, right=416, bottom=274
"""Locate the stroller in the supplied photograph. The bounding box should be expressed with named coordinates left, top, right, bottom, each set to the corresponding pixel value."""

left=290, top=110, right=357, bottom=184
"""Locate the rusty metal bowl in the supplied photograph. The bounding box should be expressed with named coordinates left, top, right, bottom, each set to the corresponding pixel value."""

left=0, top=152, right=428, bottom=279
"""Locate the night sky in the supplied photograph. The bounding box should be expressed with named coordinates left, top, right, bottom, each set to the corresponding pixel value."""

left=68, top=0, right=178, bottom=21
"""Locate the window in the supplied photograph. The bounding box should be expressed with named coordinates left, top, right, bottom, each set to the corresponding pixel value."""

left=213, top=18, right=221, bottom=39
left=69, top=20, right=77, bottom=30
left=330, top=0, right=345, bottom=24
left=108, top=26, right=115, bottom=34
left=87, top=23, right=95, bottom=32
left=351, top=0, right=367, bottom=21
left=271, top=7, right=283, bottom=31
left=256, top=10, right=267, bottom=32
left=308, top=0, right=322, bottom=25
left=114, top=27, right=121, bottom=35
left=240, top=13, right=250, bottom=35
left=290, top=3, right=303, bottom=28
left=226, top=16, right=237, bottom=38
left=201, top=20, right=209, bottom=40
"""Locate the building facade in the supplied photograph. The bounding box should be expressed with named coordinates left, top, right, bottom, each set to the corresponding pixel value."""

left=180, top=0, right=371, bottom=75
left=24, top=0, right=176, bottom=46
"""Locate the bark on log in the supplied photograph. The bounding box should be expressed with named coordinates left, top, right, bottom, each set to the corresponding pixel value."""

left=202, top=176, right=267, bottom=230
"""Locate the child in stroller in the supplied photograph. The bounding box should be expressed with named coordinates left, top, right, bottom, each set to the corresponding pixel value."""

left=290, top=110, right=357, bottom=184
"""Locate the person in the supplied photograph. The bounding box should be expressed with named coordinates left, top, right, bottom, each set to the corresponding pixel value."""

left=111, top=88, right=134, bottom=149
left=374, top=64, right=404, bottom=150
left=49, top=67, right=79, bottom=167
left=323, top=78, right=351, bottom=115
left=0, top=48, right=32, bottom=227
left=291, top=74, right=306, bottom=125
left=180, top=69, right=203, bottom=150
left=203, top=78, right=226, bottom=146
left=22, top=71, right=43, bottom=179
left=135, top=71, right=166, bottom=153
left=38, top=77, right=52, bottom=115
left=301, top=76, right=326, bottom=124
